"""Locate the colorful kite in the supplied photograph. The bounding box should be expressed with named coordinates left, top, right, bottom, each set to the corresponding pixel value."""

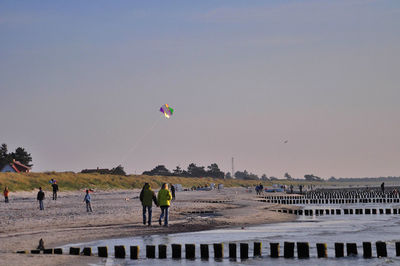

left=160, top=104, right=174, bottom=119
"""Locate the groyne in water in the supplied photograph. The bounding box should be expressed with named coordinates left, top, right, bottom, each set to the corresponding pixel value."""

left=20, top=240, right=400, bottom=260
left=259, top=188, right=400, bottom=205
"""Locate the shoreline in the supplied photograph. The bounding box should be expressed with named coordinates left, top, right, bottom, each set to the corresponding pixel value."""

left=0, top=187, right=297, bottom=265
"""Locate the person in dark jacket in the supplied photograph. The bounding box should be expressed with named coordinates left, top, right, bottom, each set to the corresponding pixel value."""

left=52, top=181, right=59, bottom=200
left=381, top=182, right=385, bottom=193
left=170, top=183, right=175, bottom=201
left=37, top=187, right=45, bottom=210
left=83, top=190, right=93, bottom=212
left=140, top=183, right=158, bottom=226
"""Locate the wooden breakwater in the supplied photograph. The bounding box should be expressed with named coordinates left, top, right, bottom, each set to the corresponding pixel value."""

left=21, top=241, right=400, bottom=260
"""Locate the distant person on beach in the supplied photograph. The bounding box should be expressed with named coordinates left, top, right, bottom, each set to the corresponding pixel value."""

left=381, top=182, right=385, bottom=193
left=37, top=187, right=45, bottom=210
left=299, top=185, right=303, bottom=194
left=4, top=186, right=9, bottom=203
left=170, top=184, right=175, bottom=200
left=84, top=190, right=93, bottom=212
left=52, top=181, right=59, bottom=200
left=140, top=183, right=158, bottom=226
left=157, top=183, right=172, bottom=227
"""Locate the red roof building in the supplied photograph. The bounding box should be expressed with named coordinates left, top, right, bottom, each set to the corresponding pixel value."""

left=1, top=160, right=31, bottom=173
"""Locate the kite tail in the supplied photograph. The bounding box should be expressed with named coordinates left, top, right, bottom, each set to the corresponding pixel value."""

left=119, top=117, right=161, bottom=166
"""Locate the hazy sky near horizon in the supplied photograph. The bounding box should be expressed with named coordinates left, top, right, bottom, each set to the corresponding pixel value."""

left=1, top=0, right=400, bottom=178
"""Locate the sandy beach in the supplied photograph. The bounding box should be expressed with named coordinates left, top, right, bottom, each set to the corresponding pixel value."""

left=0, top=187, right=297, bottom=265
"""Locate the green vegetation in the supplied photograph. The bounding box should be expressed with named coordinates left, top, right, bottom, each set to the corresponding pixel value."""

left=1, top=172, right=397, bottom=192
left=0, top=172, right=271, bottom=192
left=0, top=143, right=33, bottom=168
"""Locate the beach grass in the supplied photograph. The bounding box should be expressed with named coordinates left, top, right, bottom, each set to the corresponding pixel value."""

left=0, top=172, right=273, bottom=191
left=0, top=172, right=389, bottom=192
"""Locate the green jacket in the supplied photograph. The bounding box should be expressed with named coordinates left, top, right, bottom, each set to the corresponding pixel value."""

left=140, top=184, right=157, bottom=207
left=157, top=188, right=172, bottom=207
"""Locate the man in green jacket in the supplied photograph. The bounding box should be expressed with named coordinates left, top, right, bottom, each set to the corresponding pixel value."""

left=157, top=183, right=172, bottom=227
left=140, top=183, right=158, bottom=226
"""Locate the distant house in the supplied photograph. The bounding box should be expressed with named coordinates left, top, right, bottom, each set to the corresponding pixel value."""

left=81, top=167, right=111, bottom=174
left=1, top=160, right=31, bottom=173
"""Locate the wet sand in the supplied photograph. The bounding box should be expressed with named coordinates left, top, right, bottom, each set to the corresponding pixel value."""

left=0, top=187, right=297, bottom=265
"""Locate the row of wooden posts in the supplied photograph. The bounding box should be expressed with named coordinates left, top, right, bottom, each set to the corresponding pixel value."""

left=262, top=193, right=400, bottom=200
left=259, top=197, right=400, bottom=205
left=275, top=207, right=400, bottom=216
left=23, top=241, right=400, bottom=259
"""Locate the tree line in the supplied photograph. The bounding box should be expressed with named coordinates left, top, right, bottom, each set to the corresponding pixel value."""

left=142, top=163, right=266, bottom=180
left=0, top=143, right=33, bottom=169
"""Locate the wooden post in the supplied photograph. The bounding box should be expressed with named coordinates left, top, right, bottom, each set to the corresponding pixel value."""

left=213, top=243, right=224, bottom=259
left=396, top=242, right=400, bottom=256
left=69, top=247, right=80, bottom=255
left=185, top=244, right=196, bottom=260
left=16, top=251, right=27, bottom=254
left=98, top=246, right=107, bottom=258
left=172, top=244, right=182, bottom=259
left=82, top=247, right=91, bottom=256
left=130, top=246, right=139, bottom=260
left=253, top=242, right=262, bottom=257
left=270, top=243, right=279, bottom=258
left=363, top=242, right=372, bottom=258
left=346, top=243, right=357, bottom=256
left=297, top=242, right=310, bottom=259
left=335, top=243, right=344, bottom=257
left=376, top=241, right=387, bottom=257
left=114, top=246, right=126, bottom=259
left=200, top=244, right=209, bottom=259
left=158, top=244, right=167, bottom=259
left=284, top=242, right=295, bottom=258
left=229, top=243, right=237, bottom=259
left=240, top=243, right=249, bottom=260
left=316, top=243, right=327, bottom=258
left=146, top=245, right=156, bottom=259
left=43, top=249, right=53, bottom=254
left=54, top=248, right=63, bottom=255
left=30, top=250, right=40, bottom=254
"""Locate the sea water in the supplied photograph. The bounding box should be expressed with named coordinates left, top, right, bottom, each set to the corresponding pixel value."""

left=62, top=206, right=400, bottom=265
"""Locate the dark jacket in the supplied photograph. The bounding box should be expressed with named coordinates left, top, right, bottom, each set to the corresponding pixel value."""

left=171, top=185, right=175, bottom=197
left=140, top=184, right=158, bottom=207
left=84, top=193, right=91, bottom=203
left=37, top=191, right=45, bottom=201
left=52, top=184, right=59, bottom=192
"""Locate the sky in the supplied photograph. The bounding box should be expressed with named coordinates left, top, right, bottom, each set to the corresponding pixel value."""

left=1, top=0, right=400, bottom=179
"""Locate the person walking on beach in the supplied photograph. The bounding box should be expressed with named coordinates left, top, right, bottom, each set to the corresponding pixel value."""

left=52, top=181, right=59, bottom=200
left=140, top=183, right=158, bottom=226
left=4, top=186, right=9, bottom=203
left=381, top=182, right=385, bottom=193
left=157, top=183, right=172, bottom=227
left=84, top=190, right=93, bottom=212
left=170, top=183, right=175, bottom=201
left=37, top=187, right=45, bottom=210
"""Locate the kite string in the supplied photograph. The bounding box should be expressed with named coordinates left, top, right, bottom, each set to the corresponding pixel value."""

left=119, top=117, right=161, bottom=166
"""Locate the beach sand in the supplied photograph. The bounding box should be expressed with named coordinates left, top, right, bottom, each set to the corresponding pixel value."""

left=0, top=187, right=297, bottom=265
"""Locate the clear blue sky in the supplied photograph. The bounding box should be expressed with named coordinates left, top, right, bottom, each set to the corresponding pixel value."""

left=1, top=0, right=399, bottom=178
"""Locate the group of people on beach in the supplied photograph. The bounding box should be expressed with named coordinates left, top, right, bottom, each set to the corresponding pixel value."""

left=140, top=183, right=175, bottom=227
left=3, top=181, right=176, bottom=227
